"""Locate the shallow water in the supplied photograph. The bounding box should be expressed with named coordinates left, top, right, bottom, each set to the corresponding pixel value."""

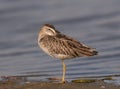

left=0, top=0, right=120, bottom=82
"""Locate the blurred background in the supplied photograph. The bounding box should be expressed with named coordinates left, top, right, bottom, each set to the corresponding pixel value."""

left=0, top=0, right=120, bottom=82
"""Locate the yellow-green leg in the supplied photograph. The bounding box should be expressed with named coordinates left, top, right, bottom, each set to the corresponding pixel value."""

left=61, top=60, right=66, bottom=83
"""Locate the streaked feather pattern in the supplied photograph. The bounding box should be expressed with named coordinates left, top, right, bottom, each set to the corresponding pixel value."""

left=38, top=24, right=98, bottom=59
left=38, top=24, right=98, bottom=83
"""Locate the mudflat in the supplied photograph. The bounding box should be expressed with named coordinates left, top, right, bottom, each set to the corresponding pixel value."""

left=0, top=81, right=120, bottom=89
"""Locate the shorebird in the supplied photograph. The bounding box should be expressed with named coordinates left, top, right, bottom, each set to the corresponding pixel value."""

left=38, top=24, right=98, bottom=83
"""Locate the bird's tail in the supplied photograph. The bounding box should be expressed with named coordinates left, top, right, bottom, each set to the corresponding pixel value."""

left=78, top=47, right=98, bottom=56
left=91, top=50, right=98, bottom=55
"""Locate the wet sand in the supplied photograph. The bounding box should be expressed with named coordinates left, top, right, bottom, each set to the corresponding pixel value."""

left=0, top=81, right=120, bottom=89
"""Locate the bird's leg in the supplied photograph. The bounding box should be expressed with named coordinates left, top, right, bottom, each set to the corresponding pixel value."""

left=61, top=60, right=66, bottom=83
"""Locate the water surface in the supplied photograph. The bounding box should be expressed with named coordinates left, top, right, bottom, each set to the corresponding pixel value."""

left=0, top=0, right=120, bottom=82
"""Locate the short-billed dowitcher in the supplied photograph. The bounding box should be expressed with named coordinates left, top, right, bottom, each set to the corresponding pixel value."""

left=38, top=24, right=98, bottom=83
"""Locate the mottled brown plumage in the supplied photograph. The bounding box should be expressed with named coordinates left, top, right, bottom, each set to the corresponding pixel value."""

left=38, top=24, right=98, bottom=83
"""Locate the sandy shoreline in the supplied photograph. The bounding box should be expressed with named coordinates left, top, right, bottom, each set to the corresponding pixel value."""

left=1, top=75, right=120, bottom=89
left=0, top=81, right=120, bottom=89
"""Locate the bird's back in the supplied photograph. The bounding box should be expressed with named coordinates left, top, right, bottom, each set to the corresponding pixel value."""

left=39, top=33, right=98, bottom=60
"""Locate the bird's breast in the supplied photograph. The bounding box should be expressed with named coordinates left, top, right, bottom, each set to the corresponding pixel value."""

left=51, top=53, right=74, bottom=60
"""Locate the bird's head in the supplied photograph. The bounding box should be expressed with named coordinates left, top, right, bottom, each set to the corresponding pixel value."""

left=38, top=24, right=60, bottom=39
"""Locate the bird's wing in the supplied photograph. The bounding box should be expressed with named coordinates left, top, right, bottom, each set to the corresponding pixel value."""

left=57, top=34, right=92, bottom=49
left=40, top=34, right=97, bottom=58
left=56, top=34, right=97, bottom=56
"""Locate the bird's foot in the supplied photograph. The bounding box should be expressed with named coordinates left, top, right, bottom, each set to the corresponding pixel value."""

left=60, top=80, right=68, bottom=83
